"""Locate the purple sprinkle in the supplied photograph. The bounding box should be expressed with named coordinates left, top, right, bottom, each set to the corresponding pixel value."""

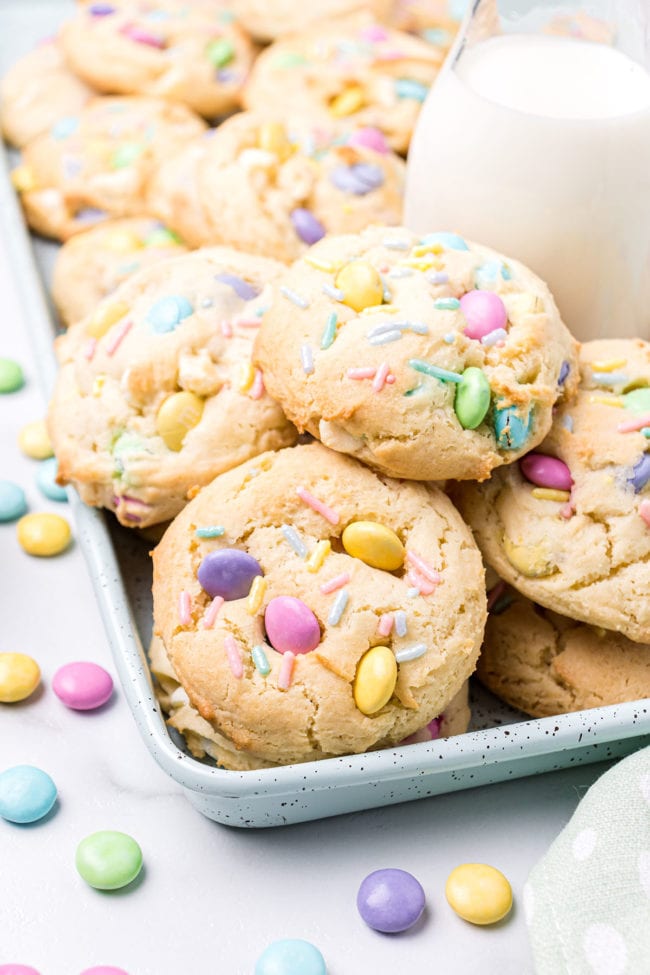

left=74, top=207, right=109, bottom=224
left=290, top=208, right=326, bottom=245
left=120, top=24, right=166, bottom=47
left=558, top=360, right=570, bottom=385
left=329, top=163, right=385, bottom=196
left=428, top=271, right=449, bottom=285
left=629, top=454, right=650, bottom=493
left=89, top=3, right=115, bottom=15
left=214, top=272, right=260, bottom=300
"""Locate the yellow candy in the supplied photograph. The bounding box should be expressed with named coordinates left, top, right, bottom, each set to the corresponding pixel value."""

left=17, top=513, right=71, bottom=557
left=11, top=164, right=37, bottom=192
left=0, top=652, right=41, bottom=702
left=329, top=85, right=366, bottom=117
left=354, top=646, right=397, bottom=715
left=156, top=391, right=204, bottom=451
left=334, top=262, right=383, bottom=313
left=503, top=535, right=557, bottom=578
left=257, top=121, right=293, bottom=161
left=86, top=301, right=130, bottom=339
left=103, top=230, right=144, bottom=252
left=18, top=420, right=53, bottom=460
left=445, top=863, right=513, bottom=925
left=342, top=521, right=404, bottom=571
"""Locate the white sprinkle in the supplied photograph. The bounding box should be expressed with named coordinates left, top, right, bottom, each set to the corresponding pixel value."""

left=387, top=267, right=414, bottom=279
left=369, top=329, right=402, bottom=346
left=300, top=344, right=314, bottom=375
left=322, top=283, right=345, bottom=301
left=383, top=239, right=410, bottom=250
left=407, top=587, right=420, bottom=598
left=281, top=286, right=310, bottom=309
left=481, top=328, right=508, bottom=347
left=328, top=589, right=349, bottom=626
left=201, top=298, right=214, bottom=308
left=443, top=332, right=456, bottom=344
left=281, top=524, right=307, bottom=558
left=394, top=610, right=407, bottom=637
left=428, top=272, right=449, bottom=285
left=395, top=642, right=427, bottom=663
left=562, top=414, right=574, bottom=433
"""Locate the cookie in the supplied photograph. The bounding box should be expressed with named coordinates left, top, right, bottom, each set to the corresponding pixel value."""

left=243, top=22, right=445, bottom=154
left=47, top=248, right=297, bottom=527
left=13, top=95, right=206, bottom=240
left=0, top=40, right=93, bottom=148
left=479, top=585, right=650, bottom=718
left=151, top=636, right=471, bottom=769
left=228, top=0, right=392, bottom=43
left=60, top=0, right=254, bottom=118
left=253, top=225, right=579, bottom=482
left=148, top=113, right=405, bottom=260
left=151, top=441, right=486, bottom=767
left=455, top=340, right=650, bottom=643
left=52, top=217, right=188, bottom=326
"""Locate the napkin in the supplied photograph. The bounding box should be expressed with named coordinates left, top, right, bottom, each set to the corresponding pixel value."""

left=525, top=747, right=650, bottom=975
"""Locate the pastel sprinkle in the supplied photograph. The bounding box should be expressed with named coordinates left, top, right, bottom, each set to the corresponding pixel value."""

left=443, top=333, right=456, bottom=344
left=322, top=283, right=345, bottom=301
left=589, top=358, right=627, bottom=372
left=300, top=344, right=314, bottom=375
left=378, top=613, right=394, bottom=636
left=383, top=239, right=410, bottom=250
left=592, top=372, right=629, bottom=386
left=348, top=367, right=377, bottom=380
left=277, top=651, right=296, bottom=690
left=178, top=591, right=191, bottom=625
left=420, top=232, right=469, bottom=251
left=394, top=78, right=428, bottom=101
left=428, top=271, right=450, bottom=285
left=224, top=635, right=243, bottom=678
left=305, top=256, right=337, bottom=273
left=328, top=589, right=349, bottom=626
left=320, top=572, right=350, bottom=595
left=395, top=643, right=427, bottom=663
left=251, top=644, right=271, bottom=676
left=282, top=524, right=307, bottom=558
left=409, top=359, right=463, bottom=383
left=250, top=369, right=265, bottom=399
left=104, top=319, right=132, bottom=355
left=639, top=499, right=650, bottom=528
left=321, top=312, right=338, bottom=349
left=221, top=319, right=233, bottom=338
left=281, top=286, right=309, bottom=309
left=531, top=488, right=571, bottom=502
left=388, top=268, right=414, bottom=278
left=434, top=297, right=461, bottom=311
left=247, top=575, right=267, bottom=615
left=618, top=414, right=650, bottom=433
left=407, top=587, right=420, bottom=598
left=369, top=329, right=402, bottom=346
left=589, top=394, right=623, bottom=407
left=296, top=487, right=339, bottom=525
left=406, top=568, right=437, bottom=595
left=394, top=610, right=407, bottom=637
left=372, top=362, right=391, bottom=392
left=406, top=551, right=441, bottom=584
left=195, top=525, right=225, bottom=538
left=202, top=595, right=224, bottom=629
left=238, top=361, right=256, bottom=392
left=306, top=539, right=331, bottom=573
left=482, top=328, right=508, bottom=346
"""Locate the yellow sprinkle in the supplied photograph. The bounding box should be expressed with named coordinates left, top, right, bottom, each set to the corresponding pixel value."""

left=306, top=539, right=331, bottom=573
left=87, top=301, right=130, bottom=339
left=92, top=375, right=106, bottom=397
left=588, top=394, right=623, bottom=408
left=304, top=256, right=337, bottom=273
left=247, top=575, right=267, bottom=615
left=329, top=85, right=366, bottom=117
left=531, top=488, right=571, bottom=503
left=361, top=304, right=400, bottom=316
left=412, top=242, right=444, bottom=256
left=18, top=420, right=53, bottom=460
left=103, top=230, right=144, bottom=252
left=238, top=361, right=256, bottom=393
left=589, top=358, right=627, bottom=373
left=399, top=257, right=436, bottom=270
left=11, top=165, right=37, bottom=192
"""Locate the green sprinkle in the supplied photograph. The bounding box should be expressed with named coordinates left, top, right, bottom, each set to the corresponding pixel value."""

left=252, top=645, right=271, bottom=676
left=408, top=359, right=463, bottom=383
left=433, top=297, right=461, bottom=311
left=195, top=525, right=225, bottom=538
left=0, top=357, right=24, bottom=393
left=273, top=51, right=307, bottom=68
left=206, top=38, right=235, bottom=68
left=320, top=312, right=338, bottom=350
left=144, top=227, right=183, bottom=247
left=454, top=367, right=491, bottom=429
left=110, top=143, right=144, bottom=170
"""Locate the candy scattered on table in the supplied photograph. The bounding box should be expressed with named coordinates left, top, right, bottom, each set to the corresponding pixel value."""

left=0, top=765, right=57, bottom=823
left=35, top=457, right=67, bottom=502
left=0, top=357, right=24, bottom=393
left=17, top=512, right=71, bottom=556
left=52, top=662, right=113, bottom=711
left=254, top=939, right=327, bottom=975
left=0, top=652, right=41, bottom=702
left=264, top=597, right=320, bottom=655
left=18, top=419, right=53, bottom=459
left=75, top=830, right=143, bottom=890
left=0, top=966, right=42, bottom=975
left=357, top=867, right=426, bottom=932
left=79, top=968, right=130, bottom=974
left=0, top=480, right=28, bottom=522
left=445, top=863, right=513, bottom=925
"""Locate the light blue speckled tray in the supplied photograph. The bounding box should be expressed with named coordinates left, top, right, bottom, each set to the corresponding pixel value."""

left=3, top=0, right=650, bottom=827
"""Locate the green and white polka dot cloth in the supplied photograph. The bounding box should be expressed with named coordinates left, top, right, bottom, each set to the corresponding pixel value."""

left=525, top=748, right=650, bottom=974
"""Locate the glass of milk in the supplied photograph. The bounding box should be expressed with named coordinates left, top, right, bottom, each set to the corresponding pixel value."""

left=404, top=0, right=650, bottom=341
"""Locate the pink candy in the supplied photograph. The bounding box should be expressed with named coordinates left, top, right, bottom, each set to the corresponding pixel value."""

left=460, top=290, right=508, bottom=341
left=265, top=597, right=320, bottom=655
left=80, top=969, right=130, bottom=975
left=400, top=716, right=441, bottom=746
left=52, top=662, right=114, bottom=711
left=0, top=967, right=42, bottom=975
left=520, top=453, right=573, bottom=491
left=120, top=24, right=165, bottom=47
left=347, top=127, right=389, bottom=155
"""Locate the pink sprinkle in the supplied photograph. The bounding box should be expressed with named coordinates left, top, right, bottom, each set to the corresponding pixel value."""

left=618, top=414, right=650, bottom=433
left=178, top=591, right=191, bottom=625
left=359, top=24, right=389, bottom=42
left=250, top=369, right=265, bottom=399
left=234, top=316, right=261, bottom=328
left=406, top=550, right=441, bottom=584
left=203, top=595, right=224, bottom=629
left=487, top=581, right=506, bottom=611
left=105, top=318, right=132, bottom=356
left=348, top=367, right=377, bottom=380
left=386, top=374, right=396, bottom=384
left=348, top=127, right=388, bottom=155
left=378, top=613, right=394, bottom=636
left=640, top=499, right=650, bottom=528
left=372, top=362, right=390, bottom=392
left=120, top=24, right=165, bottom=47
left=560, top=501, right=574, bottom=520
left=224, top=634, right=243, bottom=678
left=320, top=572, right=350, bottom=595
left=376, top=49, right=404, bottom=61
left=406, top=568, right=437, bottom=595
left=221, top=319, right=233, bottom=338
left=278, top=651, right=296, bottom=690
left=296, top=486, right=340, bottom=525
left=84, top=338, right=97, bottom=360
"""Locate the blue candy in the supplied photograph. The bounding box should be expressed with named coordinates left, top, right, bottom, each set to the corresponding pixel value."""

left=494, top=403, right=533, bottom=451
left=255, top=940, right=326, bottom=975
left=35, top=458, right=67, bottom=502
left=394, top=78, right=429, bottom=102
left=420, top=231, right=469, bottom=251
left=474, top=260, right=512, bottom=289
left=0, top=481, right=27, bottom=522
left=214, top=273, right=260, bottom=301
left=51, top=116, right=79, bottom=140
left=0, top=766, right=57, bottom=824
left=147, top=295, right=194, bottom=333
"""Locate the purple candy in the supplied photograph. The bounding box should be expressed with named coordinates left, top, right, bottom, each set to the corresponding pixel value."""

left=214, top=272, right=260, bottom=301
left=347, top=127, right=389, bottom=155
left=197, top=549, right=262, bottom=601
left=460, top=290, right=508, bottom=341
left=629, top=454, right=650, bottom=493
left=289, top=208, right=326, bottom=245
left=558, top=360, right=570, bottom=385
left=520, top=453, right=573, bottom=491
left=357, top=868, right=426, bottom=933
left=329, top=163, right=385, bottom=196
left=264, top=596, right=321, bottom=655
left=52, top=662, right=114, bottom=711
left=88, top=3, right=115, bottom=15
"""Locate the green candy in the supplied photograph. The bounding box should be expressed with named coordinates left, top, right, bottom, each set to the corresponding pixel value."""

left=454, top=367, right=491, bottom=429
left=624, top=387, right=650, bottom=414
left=0, top=357, right=25, bottom=393
left=76, top=830, right=143, bottom=890
left=110, top=143, right=144, bottom=170
left=206, top=38, right=234, bottom=68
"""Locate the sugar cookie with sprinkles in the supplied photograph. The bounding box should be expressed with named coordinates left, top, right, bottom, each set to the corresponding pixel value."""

left=0, top=40, right=93, bottom=148
left=151, top=442, right=486, bottom=768
left=148, top=113, right=405, bottom=260
left=12, top=95, right=206, bottom=240
left=47, top=248, right=297, bottom=527
left=60, top=0, right=254, bottom=119
left=242, top=23, right=446, bottom=154
left=227, top=0, right=393, bottom=43
left=52, top=217, right=188, bottom=326
left=455, top=340, right=650, bottom=643
left=254, top=225, right=579, bottom=482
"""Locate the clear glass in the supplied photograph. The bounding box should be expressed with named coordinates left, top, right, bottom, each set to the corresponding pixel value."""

left=404, top=0, right=650, bottom=341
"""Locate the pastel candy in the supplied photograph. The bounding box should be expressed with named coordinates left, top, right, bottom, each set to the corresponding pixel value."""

left=214, top=272, right=260, bottom=300
left=80, top=969, right=130, bottom=975
left=146, top=295, right=193, bottom=333
left=0, top=481, right=28, bottom=522
left=348, top=127, right=388, bottom=154
left=520, top=453, right=573, bottom=491
left=334, top=262, right=383, bottom=312
left=400, top=715, right=441, bottom=745
left=454, top=367, right=491, bottom=429
left=629, top=454, right=650, bottom=493
left=255, top=940, right=326, bottom=975
left=265, top=597, right=320, bottom=654
left=198, top=549, right=262, bottom=600
left=394, top=79, right=428, bottom=102
left=420, top=231, right=468, bottom=251
left=156, top=391, right=204, bottom=451
left=144, top=226, right=182, bottom=248
left=35, top=458, right=68, bottom=502
left=494, top=403, right=533, bottom=450
left=206, top=37, right=234, bottom=68
left=257, top=121, right=293, bottom=160
left=52, top=662, right=114, bottom=710
left=0, top=652, right=41, bottom=703
left=624, top=388, right=650, bottom=413
left=503, top=536, right=557, bottom=578
left=329, top=163, right=385, bottom=195
left=460, top=290, right=508, bottom=340
left=86, top=301, right=129, bottom=339
left=342, top=521, right=404, bottom=571
left=329, top=85, right=366, bottom=117
left=357, top=868, right=426, bottom=932
left=0, top=357, right=25, bottom=393
left=18, top=420, right=53, bottom=459
left=0, top=765, right=57, bottom=823
left=75, top=830, right=143, bottom=890
left=17, top=513, right=71, bottom=556
left=0, top=966, right=42, bottom=974
left=445, top=863, right=513, bottom=925
left=290, top=208, right=325, bottom=245
left=353, top=645, right=397, bottom=715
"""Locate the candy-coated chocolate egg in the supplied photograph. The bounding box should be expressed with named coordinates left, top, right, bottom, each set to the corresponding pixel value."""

left=35, top=458, right=68, bottom=502
left=86, top=301, right=129, bottom=339
left=18, top=420, right=53, bottom=460
left=420, top=231, right=469, bottom=251
left=503, top=536, right=557, bottom=578
left=198, top=549, right=262, bottom=601
left=353, top=645, right=397, bottom=715
left=257, top=121, right=293, bottom=161
left=357, top=868, right=425, bottom=932
left=17, top=513, right=71, bottom=557
left=0, top=965, right=42, bottom=974
left=290, top=208, right=325, bottom=245
left=520, top=453, right=573, bottom=491
left=445, top=863, right=513, bottom=925
left=255, top=939, right=326, bottom=975
left=52, top=662, right=114, bottom=711
left=329, top=85, right=366, bottom=117
left=348, top=127, right=388, bottom=154
left=0, top=765, right=57, bottom=823
left=0, top=357, right=25, bottom=393
left=155, top=391, right=204, bottom=451
left=624, top=388, right=650, bottom=413
left=146, top=295, right=193, bottom=333
left=0, top=652, right=41, bottom=703
left=494, top=403, right=533, bottom=450
left=103, top=229, right=143, bottom=252
left=265, top=597, right=320, bottom=655
left=80, top=968, right=130, bottom=975
left=454, top=367, right=491, bottom=430
left=334, top=262, right=383, bottom=312
left=460, top=290, right=508, bottom=341
left=0, top=481, right=28, bottom=522
left=342, top=521, right=404, bottom=571
left=75, top=830, right=143, bottom=890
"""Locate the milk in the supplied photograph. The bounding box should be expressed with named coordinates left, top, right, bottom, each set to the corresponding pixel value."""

left=405, top=34, right=650, bottom=340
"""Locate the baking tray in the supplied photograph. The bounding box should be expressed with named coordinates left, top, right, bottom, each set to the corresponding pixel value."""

left=3, top=0, right=650, bottom=828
